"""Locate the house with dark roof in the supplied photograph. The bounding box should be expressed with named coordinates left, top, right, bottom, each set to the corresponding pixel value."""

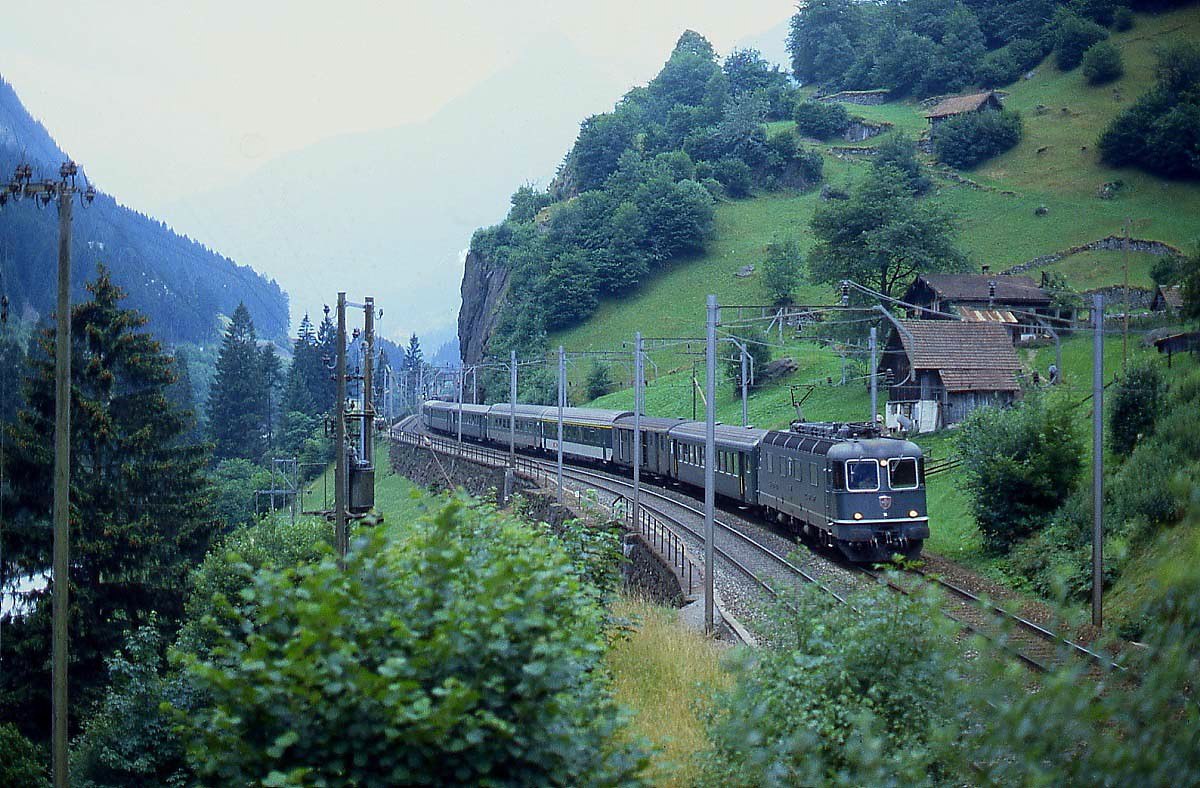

left=900, top=269, right=1067, bottom=340
left=924, top=90, right=1003, bottom=131
left=1151, top=284, right=1184, bottom=314
left=878, top=320, right=1023, bottom=432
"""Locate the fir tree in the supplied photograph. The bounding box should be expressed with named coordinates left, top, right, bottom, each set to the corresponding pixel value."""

left=404, top=333, right=424, bottom=402
left=260, top=343, right=283, bottom=455
left=208, top=303, right=267, bottom=461
left=0, top=266, right=217, bottom=739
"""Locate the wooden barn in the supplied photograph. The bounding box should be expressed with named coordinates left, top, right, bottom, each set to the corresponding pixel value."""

left=878, top=320, right=1023, bottom=433
left=923, top=90, right=1003, bottom=131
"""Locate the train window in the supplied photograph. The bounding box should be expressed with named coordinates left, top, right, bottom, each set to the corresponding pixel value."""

left=888, top=458, right=919, bottom=490
left=846, top=460, right=880, bottom=491
left=811, top=462, right=820, bottom=486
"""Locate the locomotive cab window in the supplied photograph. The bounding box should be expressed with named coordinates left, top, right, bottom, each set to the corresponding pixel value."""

left=845, top=460, right=879, bottom=491
left=888, top=458, right=920, bottom=490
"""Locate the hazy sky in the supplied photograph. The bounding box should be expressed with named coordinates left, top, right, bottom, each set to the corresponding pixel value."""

left=2, top=1, right=796, bottom=345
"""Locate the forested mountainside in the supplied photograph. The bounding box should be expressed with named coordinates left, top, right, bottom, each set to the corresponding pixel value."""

left=0, top=76, right=288, bottom=344
left=459, top=0, right=1200, bottom=371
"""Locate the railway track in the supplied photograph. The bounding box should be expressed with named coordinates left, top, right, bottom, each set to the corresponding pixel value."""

left=388, top=423, right=1124, bottom=678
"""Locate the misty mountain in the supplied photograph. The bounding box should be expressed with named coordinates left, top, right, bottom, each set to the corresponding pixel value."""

left=0, top=75, right=289, bottom=344
left=166, top=35, right=630, bottom=347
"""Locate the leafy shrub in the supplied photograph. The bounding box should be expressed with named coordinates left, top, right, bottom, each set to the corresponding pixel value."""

left=585, top=361, right=615, bottom=401
left=958, top=395, right=1083, bottom=554
left=1113, top=6, right=1135, bottom=31
left=1083, top=41, right=1124, bottom=84
left=0, top=723, right=49, bottom=787
left=72, top=625, right=191, bottom=788
left=1098, top=42, right=1200, bottom=179
left=762, top=234, right=803, bottom=305
left=872, top=133, right=930, bottom=194
left=1109, top=359, right=1165, bottom=456
left=793, top=100, right=850, bottom=139
left=175, top=499, right=648, bottom=786
left=934, top=109, right=1023, bottom=169
left=714, top=157, right=753, bottom=197
left=1054, top=13, right=1109, bottom=71
left=701, top=582, right=954, bottom=785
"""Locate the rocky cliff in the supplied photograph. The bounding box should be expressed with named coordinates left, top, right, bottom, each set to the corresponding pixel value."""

left=457, top=249, right=511, bottom=364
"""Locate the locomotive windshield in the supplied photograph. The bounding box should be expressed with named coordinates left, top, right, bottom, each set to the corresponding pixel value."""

left=888, top=457, right=920, bottom=489
left=845, top=460, right=879, bottom=491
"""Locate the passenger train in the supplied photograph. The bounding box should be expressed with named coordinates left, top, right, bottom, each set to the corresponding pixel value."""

left=420, top=400, right=928, bottom=562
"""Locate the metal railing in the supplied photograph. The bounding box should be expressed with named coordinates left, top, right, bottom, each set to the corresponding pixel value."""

left=391, top=429, right=700, bottom=596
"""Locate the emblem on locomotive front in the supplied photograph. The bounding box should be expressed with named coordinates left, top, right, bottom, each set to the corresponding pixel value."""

left=878, top=494, right=893, bottom=510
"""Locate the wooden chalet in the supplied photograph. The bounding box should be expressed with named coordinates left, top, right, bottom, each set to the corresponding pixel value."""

left=878, top=320, right=1022, bottom=433
left=924, top=90, right=1003, bottom=130
left=900, top=270, right=1062, bottom=340
left=1151, top=284, right=1184, bottom=314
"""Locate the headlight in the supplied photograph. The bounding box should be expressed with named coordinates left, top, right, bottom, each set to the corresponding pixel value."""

left=853, top=512, right=863, bottom=520
left=909, top=510, right=919, bottom=518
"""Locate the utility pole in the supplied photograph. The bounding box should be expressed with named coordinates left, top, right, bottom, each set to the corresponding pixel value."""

left=633, top=332, right=643, bottom=528
left=869, top=326, right=878, bottom=426
left=457, top=366, right=465, bottom=443
left=740, top=342, right=748, bottom=428
left=704, top=295, right=718, bottom=635
left=1122, top=219, right=1130, bottom=368
left=557, top=346, right=565, bottom=504
left=2, top=161, right=95, bottom=788
left=362, top=297, right=374, bottom=469
left=334, top=292, right=348, bottom=565
left=1092, top=294, right=1105, bottom=629
left=691, top=360, right=698, bottom=420
left=509, top=349, right=517, bottom=466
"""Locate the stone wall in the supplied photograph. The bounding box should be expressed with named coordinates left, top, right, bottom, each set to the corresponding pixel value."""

left=1001, top=236, right=1182, bottom=276
left=817, top=89, right=891, bottom=105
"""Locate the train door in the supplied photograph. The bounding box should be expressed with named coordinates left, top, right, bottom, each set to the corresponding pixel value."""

left=737, top=452, right=746, bottom=498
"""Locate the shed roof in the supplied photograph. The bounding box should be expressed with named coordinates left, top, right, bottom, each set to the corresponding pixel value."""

left=1157, top=284, right=1184, bottom=312
left=912, top=273, right=1050, bottom=306
left=889, top=320, right=1022, bottom=392
left=924, top=91, right=999, bottom=118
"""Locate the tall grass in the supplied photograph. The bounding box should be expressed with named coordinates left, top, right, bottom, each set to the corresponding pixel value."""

left=607, top=594, right=731, bottom=787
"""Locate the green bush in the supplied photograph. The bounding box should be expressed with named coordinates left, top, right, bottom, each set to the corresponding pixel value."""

left=585, top=361, right=615, bottom=401
left=0, top=723, right=49, bottom=787
left=701, top=582, right=954, bottom=785
left=934, top=109, right=1023, bottom=169
left=958, top=395, right=1084, bottom=554
left=1113, top=6, right=1135, bottom=31
left=72, top=625, right=191, bottom=788
left=175, top=499, right=648, bottom=786
left=793, top=101, right=851, bottom=139
left=714, top=157, right=753, bottom=197
left=1054, top=13, right=1109, bottom=71
left=1082, top=41, right=1124, bottom=85
left=1109, top=359, right=1165, bottom=456
left=1098, top=41, right=1200, bottom=180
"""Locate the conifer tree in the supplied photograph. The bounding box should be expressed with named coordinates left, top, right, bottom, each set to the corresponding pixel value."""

left=260, top=343, right=283, bottom=454
left=0, top=265, right=216, bottom=738
left=208, top=303, right=267, bottom=461
left=404, top=333, right=423, bottom=402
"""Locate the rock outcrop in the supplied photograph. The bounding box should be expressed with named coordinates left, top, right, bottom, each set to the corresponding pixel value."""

left=457, top=249, right=511, bottom=364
